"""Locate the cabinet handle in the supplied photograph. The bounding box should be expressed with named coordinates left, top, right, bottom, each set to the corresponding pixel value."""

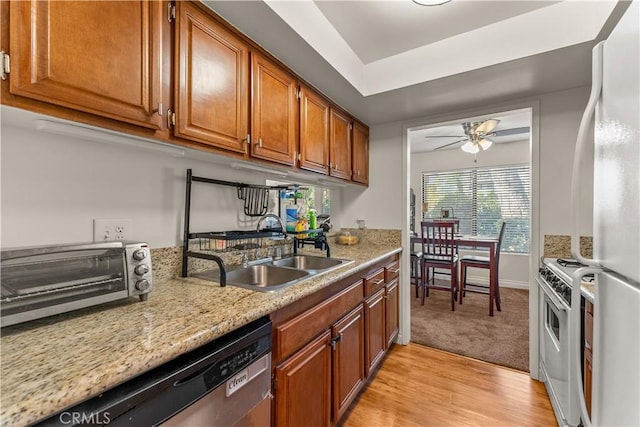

left=372, top=279, right=384, bottom=286
left=257, top=138, right=263, bottom=148
left=389, top=268, right=400, bottom=274
left=329, top=333, right=342, bottom=350
left=245, top=134, right=251, bottom=145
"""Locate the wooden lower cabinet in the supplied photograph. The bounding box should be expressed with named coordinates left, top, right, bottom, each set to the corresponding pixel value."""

left=332, top=305, right=365, bottom=422
left=275, top=330, right=332, bottom=427
left=274, top=305, right=365, bottom=427
left=364, top=288, right=386, bottom=376
left=385, top=279, right=399, bottom=347
left=272, top=253, right=400, bottom=426
left=584, top=300, right=594, bottom=417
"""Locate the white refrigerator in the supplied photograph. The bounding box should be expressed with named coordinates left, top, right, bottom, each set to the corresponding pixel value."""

left=569, top=1, right=640, bottom=426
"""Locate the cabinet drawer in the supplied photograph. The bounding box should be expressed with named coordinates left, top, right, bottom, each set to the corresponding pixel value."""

left=275, top=280, right=364, bottom=362
left=364, top=268, right=385, bottom=296
left=384, top=260, right=400, bottom=283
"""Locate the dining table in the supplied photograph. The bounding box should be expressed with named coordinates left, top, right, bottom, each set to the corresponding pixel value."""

left=411, top=233, right=500, bottom=316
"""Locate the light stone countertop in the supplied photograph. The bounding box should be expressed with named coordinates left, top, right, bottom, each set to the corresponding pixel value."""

left=582, top=282, right=595, bottom=303
left=0, top=243, right=401, bottom=427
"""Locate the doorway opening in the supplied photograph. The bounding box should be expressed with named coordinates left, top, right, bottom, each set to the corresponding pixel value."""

left=407, top=107, right=533, bottom=372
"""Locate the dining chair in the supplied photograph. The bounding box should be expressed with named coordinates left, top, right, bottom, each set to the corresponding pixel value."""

left=411, top=249, right=423, bottom=298
left=420, top=220, right=459, bottom=311
left=459, top=221, right=507, bottom=313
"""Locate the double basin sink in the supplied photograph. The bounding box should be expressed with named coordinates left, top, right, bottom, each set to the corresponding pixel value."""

left=196, top=254, right=353, bottom=292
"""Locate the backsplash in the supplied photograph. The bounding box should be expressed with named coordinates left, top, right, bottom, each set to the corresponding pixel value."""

left=544, top=235, right=593, bottom=258
left=150, top=229, right=402, bottom=283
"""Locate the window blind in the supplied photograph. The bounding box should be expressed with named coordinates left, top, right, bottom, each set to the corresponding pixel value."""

left=422, top=165, right=531, bottom=253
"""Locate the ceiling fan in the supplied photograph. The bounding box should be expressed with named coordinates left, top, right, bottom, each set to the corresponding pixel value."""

left=426, top=119, right=529, bottom=154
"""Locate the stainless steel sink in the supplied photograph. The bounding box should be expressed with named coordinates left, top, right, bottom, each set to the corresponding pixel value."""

left=271, top=255, right=352, bottom=273
left=225, top=264, right=310, bottom=292
left=193, top=255, right=352, bottom=293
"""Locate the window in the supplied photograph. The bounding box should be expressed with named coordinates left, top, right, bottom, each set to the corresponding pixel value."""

left=421, top=165, right=531, bottom=253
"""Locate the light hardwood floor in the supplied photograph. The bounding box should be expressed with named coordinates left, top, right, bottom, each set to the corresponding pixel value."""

left=341, top=343, right=557, bottom=427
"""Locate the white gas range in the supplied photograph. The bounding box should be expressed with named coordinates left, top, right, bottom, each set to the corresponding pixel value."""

left=537, top=258, right=594, bottom=427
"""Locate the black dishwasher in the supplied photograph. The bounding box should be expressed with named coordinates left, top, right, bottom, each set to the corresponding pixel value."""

left=37, top=317, right=272, bottom=427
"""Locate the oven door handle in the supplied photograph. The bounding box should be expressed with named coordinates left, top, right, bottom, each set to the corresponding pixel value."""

left=569, top=267, right=602, bottom=427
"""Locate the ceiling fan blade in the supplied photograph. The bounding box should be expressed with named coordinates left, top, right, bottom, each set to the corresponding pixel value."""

left=434, top=138, right=467, bottom=150
left=425, top=135, right=466, bottom=138
left=475, top=119, right=500, bottom=134
left=489, top=126, right=530, bottom=137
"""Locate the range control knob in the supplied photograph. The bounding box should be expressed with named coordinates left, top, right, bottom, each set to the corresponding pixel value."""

left=132, top=249, right=147, bottom=261
left=135, top=279, right=150, bottom=292
left=134, top=264, right=150, bottom=276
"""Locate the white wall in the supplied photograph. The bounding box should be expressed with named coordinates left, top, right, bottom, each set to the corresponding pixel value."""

left=0, top=109, right=324, bottom=249
left=339, top=121, right=404, bottom=229
left=1, top=85, right=593, bottom=252
left=360, top=85, right=593, bottom=255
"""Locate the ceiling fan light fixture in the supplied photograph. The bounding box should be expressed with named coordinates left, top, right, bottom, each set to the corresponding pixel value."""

left=479, top=138, right=494, bottom=150
left=461, top=141, right=479, bottom=154
left=412, top=0, right=452, bottom=6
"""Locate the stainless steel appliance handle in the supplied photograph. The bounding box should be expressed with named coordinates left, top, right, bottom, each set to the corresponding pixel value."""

left=570, top=267, right=602, bottom=427
left=570, top=42, right=604, bottom=267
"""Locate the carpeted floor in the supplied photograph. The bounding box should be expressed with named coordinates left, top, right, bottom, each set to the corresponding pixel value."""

left=410, top=284, right=530, bottom=372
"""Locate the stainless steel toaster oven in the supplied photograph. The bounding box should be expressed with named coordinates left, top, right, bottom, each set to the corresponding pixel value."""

left=1, top=241, right=153, bottom=327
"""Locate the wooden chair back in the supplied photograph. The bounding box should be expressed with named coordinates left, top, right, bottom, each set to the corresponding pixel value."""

left=421, top=221, right=457, bottom=263
left=494, top=221, right=507, bottom=268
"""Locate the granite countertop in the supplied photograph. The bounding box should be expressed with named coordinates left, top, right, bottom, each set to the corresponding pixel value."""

left=0, top=243, right=401, bottom=427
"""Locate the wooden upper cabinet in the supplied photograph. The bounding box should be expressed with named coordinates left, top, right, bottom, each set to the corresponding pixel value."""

left=9, top=1, right=163, bottom=129
left=174, top=2, right=249, bottom=153
left=299, top=85, right=330, bottom=175
left=329, top=109, right=352, bottom=180
left=251, top=53, right=298, bottom=167
left=352, top=121, right=370, bottom=185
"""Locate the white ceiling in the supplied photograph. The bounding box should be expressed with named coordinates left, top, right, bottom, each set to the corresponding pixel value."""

left=204, top=1, right=628, bottom=125
left=313, top=1, right=559, bottom=64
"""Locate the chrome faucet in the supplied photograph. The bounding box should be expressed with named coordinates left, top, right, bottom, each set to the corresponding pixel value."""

left=256, top=213, right=286, bottom=234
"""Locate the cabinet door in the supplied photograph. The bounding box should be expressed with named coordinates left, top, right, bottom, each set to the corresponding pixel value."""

left=364, top=288, right=386, bottom=376
left=352, top=121, right=369, bottom=185
left=9, top=1, right=163, bottom=129
left=275, top=330, right=331, bottom=427
left=175, top=2, right=249, bottom=153
left=332, top=305, right=365, bottom=422
left=251, top=53, right=298, bottom=166
left=329, top=109, right=352, bottom=180
left=584, top=301, right=594, bottom=417
left=299, top=85, right=330, bottom=175
left=385, top=279, right=399, bottom=348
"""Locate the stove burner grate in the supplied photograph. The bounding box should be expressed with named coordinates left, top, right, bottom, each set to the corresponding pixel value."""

left=556, top=258, right=587, bottom=268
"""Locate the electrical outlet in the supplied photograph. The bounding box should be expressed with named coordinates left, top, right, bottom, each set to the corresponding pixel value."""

left=356, top=218, right=366, bottom=229
left=94, top=219, right=132, bottom=242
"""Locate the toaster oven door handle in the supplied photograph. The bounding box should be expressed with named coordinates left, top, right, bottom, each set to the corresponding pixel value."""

left=1, top=242, right=126, bottom=262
